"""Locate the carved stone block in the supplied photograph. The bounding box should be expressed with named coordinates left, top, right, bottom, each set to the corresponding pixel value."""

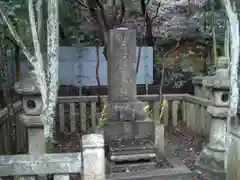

left=108, top=100, right=145, bottom=121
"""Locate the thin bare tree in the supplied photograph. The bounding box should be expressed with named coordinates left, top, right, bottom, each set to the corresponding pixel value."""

left=0, top=0, right=59, bottom=151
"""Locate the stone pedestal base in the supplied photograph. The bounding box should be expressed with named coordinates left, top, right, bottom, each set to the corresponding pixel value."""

left=104, top=121, right=155, bottom=148
left=108, top=100, right=145, bottom=121
left=104, top=121, right=155, bottom=162
left=194, top=156, right=225, bottom=180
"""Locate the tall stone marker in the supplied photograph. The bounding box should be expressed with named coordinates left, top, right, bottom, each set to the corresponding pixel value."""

left=107, top=27, right=145, bottom=121
left=105, top=28, right=156, bottom=171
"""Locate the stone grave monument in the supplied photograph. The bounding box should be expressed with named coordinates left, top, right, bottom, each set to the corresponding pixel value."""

left=104, top=28, right=156, bottom=172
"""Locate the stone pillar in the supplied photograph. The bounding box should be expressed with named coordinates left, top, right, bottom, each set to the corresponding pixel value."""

left=82, top=134, right=105, bottom=180
left=194, top=56, right=228, bottom=179
left=107, top=28, right=145, bottom=121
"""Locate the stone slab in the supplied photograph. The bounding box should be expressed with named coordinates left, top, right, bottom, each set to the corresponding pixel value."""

left=106, top=167, right=194, bottom=180
left=110, top=152, right=156, bottom=162
left=110, top=147, right=155, bottom=156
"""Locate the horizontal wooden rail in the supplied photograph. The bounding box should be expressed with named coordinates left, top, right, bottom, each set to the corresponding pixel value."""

left=182, top=94, right=211, bottom=106
left=56, top=94, right=186, bottom=134
left=56, top=94, right=213, bottom=137
left=57, top=94, right=185, bottom=103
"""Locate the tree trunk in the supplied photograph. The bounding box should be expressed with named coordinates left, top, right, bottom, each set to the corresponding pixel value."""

left=145, top=16, right=154, bottom=46
left=224, top=0, right=239, bottom=173
left=43, top=0, right=59, bottom=153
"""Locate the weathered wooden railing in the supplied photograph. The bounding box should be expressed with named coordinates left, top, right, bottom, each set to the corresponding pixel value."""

left=56, top=95, right=177, bottom=133
left=0, top=94, right=211, bottom=156
left=181, top=94, right=211, bottom=136
left=0, top=101, right=27, bottom=155
left=57, top=94, right=212, bottom=137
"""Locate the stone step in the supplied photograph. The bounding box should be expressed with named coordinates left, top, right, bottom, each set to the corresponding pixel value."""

left=109, top=152, right=156, bottom=162
left=111, top=161, right=157, bottom=173
left=106, top=167, right=195, bottom=180
left=109, top=146, right=156, bottom=153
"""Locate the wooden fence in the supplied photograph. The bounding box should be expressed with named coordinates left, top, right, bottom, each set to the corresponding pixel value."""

left=0, top=94, right=212, bottom=156
left=56, top=94, right=212, bottom=137
left=0, top=93, right=213, bottom=179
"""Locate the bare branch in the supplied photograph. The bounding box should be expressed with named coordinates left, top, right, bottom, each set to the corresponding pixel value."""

left=0, top=8, right=34, bottom=62
left=111, top=0, right=117, bottom=27
left=163, top=40, right=180, bottom=58
left=76, top=0, right=88, bottom=8
left=28, top=0, right=47, bottom=107
left=136, top=46, right=142, bottom=73
left=158, top=40, right=180, bottom=115
left=152, top=2, right=162, bottom=20
left=66, top=0, right=88, bottom=8
left=88, top=7, right=106, bottom=41
left=119, top=0, right=125, bottom=24
left=36, top=0, right=43, bottom=38
left=29, top=0, right=44, bottom=68
left=87, top=0, right=108, bottom=43
left=96, top=0, right=109, bottom=29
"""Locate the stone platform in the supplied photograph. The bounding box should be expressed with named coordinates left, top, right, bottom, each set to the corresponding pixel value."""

left=106, top=156, right=194, bottom=180
left=104, top=123, right=194, bottom=180
left=107, top=169, right=194, bottom=180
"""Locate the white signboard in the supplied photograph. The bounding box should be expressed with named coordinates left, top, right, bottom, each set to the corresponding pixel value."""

left=20, top=46, right=153, bottom=86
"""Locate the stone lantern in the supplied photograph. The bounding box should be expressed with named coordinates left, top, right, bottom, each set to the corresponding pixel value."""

left=194, top=56, right=228, bottom=179
left=15, top=70, right=45, bottom=154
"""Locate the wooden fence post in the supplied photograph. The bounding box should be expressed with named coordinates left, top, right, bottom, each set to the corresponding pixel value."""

left=82, top=134, right=105, bottom=180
